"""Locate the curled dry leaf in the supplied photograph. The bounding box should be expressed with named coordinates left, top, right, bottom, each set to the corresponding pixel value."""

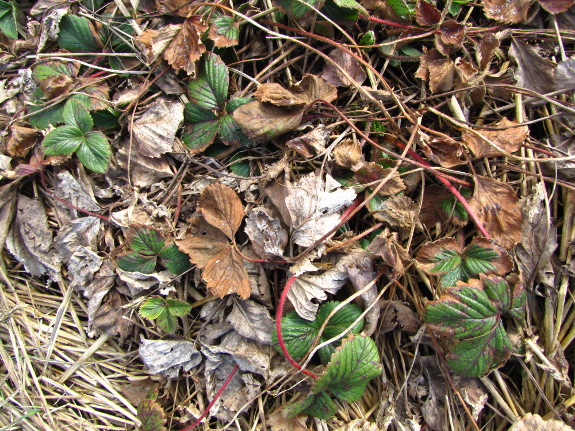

left=163, top=16, right=208, bottom=75
left=420, top=134, right=465, bottom=167
left=139, top=339, right=202, bottom=379
left=134, top=26, right=179, bottom=65
left=198, top=183, right=244, bottom=239
left=6, top=125, right=38, bottom=157
left=508, top=413, right=573, bottom=431
left=321, top=48, right=367, bottom=87
left=415, top=49, right=456, bottom=93
left=131, top=97, right=184, bottom=158
left=435, top=20, right=465, bottom=56
left=333, top=139, right=364, bottom=171
left=254, top=83, right=309, bottom=107
left=285, top=124, right=330, bottom=158
left=203, top=244, right=251, bottom=299
left=368, top=228, right=410, bottom=278
left=509, top=39, right=556, bottom=94
left=355, top=163, right=406, bottom=196
left=462, top=118, right=528, bottom=158
left=379, top=300, right=422, bottom=335
left=482, top=0, right=532, bottom=23
left=155, top=0, right=197, bottom=17
left=369, top=195, right=420, bottom=229
left=244, top=206, right=288, bottom=260
left=415, top=0, right=441, bottom=26
left=469, top=176, right=524, bottom=249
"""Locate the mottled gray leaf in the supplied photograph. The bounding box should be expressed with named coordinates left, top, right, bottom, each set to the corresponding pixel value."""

left=139, top=339, right=202, bottom=379
left=228, top=298, right=275, bottom=344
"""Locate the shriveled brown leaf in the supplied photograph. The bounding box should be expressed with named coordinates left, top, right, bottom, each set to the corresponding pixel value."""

left=508, top=413, right=573, bottom=431
left=121, top=378, right=158, bottom=406
left=163, top=16, right=208, bottom=76
left=420, top=134, right=465, bottom=167
left=155, top=0, right=197, bottom=17
left=285, top=124, right=330, bottom=158
left=134, top=26, right=179, bottom=65
left=91, top=289, right=132, bottom=340
left=0, top=182, right=17, bottom=253
left=6, top=125, right=38, bottom=157
left=244, top=206, right=287, bottom=260
left=368, top=228, right=410, bottom=278
left=131, top=97, right=184, bottom=158
left=482, top=0, right=532, bottom=23
left=462, top=118, right=528, bottom=158
left=415, top=49, right=456, bottom=93
left=320, top=48, right=367, bottom=87
left=539, top=0, right=575, bottom=13
left=268, top=408, right=308, bottom=431
left=292, top=74, right=338, bottom=104
left=233, top=101, right=304, bottom=140
left=78, top=77, right=110, bottom=111
left=379, top=300, right=422, bottom=335
left=334, top=139, right=364, bottom=170
left=355, top=163, right=406, bottom=196
left=435, top=19, right=465, bottom=56
left=198, top=183, right=244, bottom=240
left=469, top=176, right=524, bottom=249
left=208, top=17, right=239, bottom=47
left=254, top=83, right=308, bottom=107
left=416, top=0, right=441, bottom=25
left=176, top=214, right=229, bottom=267
left=477, top=33, right=500, bottom=71
left=203, top=244, right=251, bottom=299
left=509, top=39, right=556, bottom=94
left=369, top=195, right=420, bottom=229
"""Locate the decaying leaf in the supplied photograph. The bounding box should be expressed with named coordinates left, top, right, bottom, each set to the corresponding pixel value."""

left=469, top=176, right=524, bottom=249
left=228, top=298, right=275, bottom=344
left=435, top=20, right=465, bottom=56
left=462, top=118, right=528, bottom=158
left=139, top=339, right=202, bottom=379
left=509, top=39, right=556, bottom=95
left=379, top=300, right=422, bottom=335
left=539, top=0, right=575, bottom=13
left=355, top=163, right=406, bottom=196
left=177, top=214, right=229, bottom=267
left=155, top=0, right=197, bottom=17
left=420, top=184, right=470, bottom=227
left=334, top=139, right=364, bottom=170
left=508, top=413, right=573, bottom=431
left=368, top=195, right=419, bottom=229
left=285, top=124, right=330, bottom=158
left=203, top=244, right=251, bottom=299
left=415, top=49, right=456, bottom=93
left=368, top=228, right=410, bottom=278
left=208, top=15, right=240, bottom=47
left=163, top=16, right=208, bottom=75
left=137, top=398, right=166, bottom=431
left=268, top=408, right=308, bottom=431
left=6, top=125, right=38, bottom=157
left=122, top=378, right=159, bottom=406
left=134, top=26, right=179, bottom=65
left=131, top=97, right=184, bottom=158
left=244, top=206, right=288, bottom=260
left=482, top=0, right=532, bottom=23
left=321, top=49, right=367, bottom=87
left=198, top=183, right=244, bottom=239
left=420, top=135, right=465, bottom=167
left=116, top=147, right=173, bottom=189
left=0, top=182, right=17, bottom=252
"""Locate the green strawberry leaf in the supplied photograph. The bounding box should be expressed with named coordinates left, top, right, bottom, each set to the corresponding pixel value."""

left=58, top=15, right=100, bottom=53
left=63, top=99, right=93, bottom=133
left=131, top=228, right=165, bottom=255
left=137, top=398, right=166, bottom=431
left=159, top=244, right=192, bottom=275
left=164, top=298, right=192, bottom=317
left=313, top=335, right=382, bottom=402
left=117, top=252, right=157, bottom=274
left=226, top=97, right=252, bottom=113
left=275, top=0, right=325, bottom=20
left=0, top=0, right=17, bottom=39
left=29, top=101, right=66, bottom=129
left=440, top=189, right=470, bottom=224
left=42, top=126, right=85, bottom=155
left=139, top=297, right=190, bottom=334
left=188, top=53, right=229, bottom=111
left=229, top=151, right=250, bottom=177
left=387, top=0, right=411, bottom=20
left=76, top=131, right=111, bottom=173
left=286, top=390, right=337, bottom=420
left=272, top=302, right=364, bottom=363
left=139, top=296, right=167, bottom=320
left=209, top=15, right=239, bottom=47
left=182, top=104, right=219, bottom=152
left=415, top=237, right=512, bottom=287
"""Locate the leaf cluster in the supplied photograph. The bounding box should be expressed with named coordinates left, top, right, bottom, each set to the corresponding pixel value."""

left=139, top=296, right=192, bottom=334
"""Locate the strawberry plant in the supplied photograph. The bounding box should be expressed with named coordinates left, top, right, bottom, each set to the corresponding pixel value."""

left=423, top=274, right=526, bottom=377
left=0, top=0, right=17, bottom=39
left=139, top=296, right=192, bottom=334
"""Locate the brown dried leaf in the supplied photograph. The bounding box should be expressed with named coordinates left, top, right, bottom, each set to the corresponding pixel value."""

left=244, top=206, right=288, bottom=260
left=370, top=195, right=420, bottom=229
left=198, top=183, right=244, bottom=240
left=292, top=74, right=338, bottom=104
left=435, top=19, right=465, bottom=56
left=508, top=413, right=573, bottom=431
left=78, top=78, right=110, bottom=111
left=368, top=228, right=410, bottom=278
left=415, top=49, right=456, bottom=93
left=134, top=26, right=179, bottom=64
left=254, top=83, right=308, bottom=107
left=116, top=147, right=173, bottom=189
left=469, top=176, right=524, bottom=249
left=163, top=16, right=208, bottom=75
left=6, top=126, right=38, bottom=157
left=0, top=183, right=16, bottom=253
left=462, top=118, right=528, bottom=158
left=321, top=49, right=367, bottom=87
left=355, top=163, right=406, bottom=196
left=420, top=135, right=465, bottom=167
left=121, top=378, right=158, bottom=407
left=285, top=124, right=330, bottom=158
left=233, top=101, right=304, bottom=140
left=379, top=300, right=422, bottom=335
left=482, top=0, right=532, bottom=23
left=176, top=214, right=229, bottom=268
left=333, top=139, right=364, bottom=170
left=509, top=39, right=556, bottom=94
left=131, top=97, right=184, bottom=158
left=91, top=289, right=132, bottom=340
left=203, top=244, right=251, bottom=299
left=268, top=409, right=308, bottom=431
left=420, top=184, right=468, bottom=227
left=416, top=0, right=441, bottom=25
left=539, top=0, right=575, bottom=13
left=155, top=0, right=198, bottom=17
left=477, top=33, right=500, bottom=71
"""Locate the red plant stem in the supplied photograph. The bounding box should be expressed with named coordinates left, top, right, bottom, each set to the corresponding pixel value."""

left=363, top=15, right=418, bottom=30
left=276, top=274, right=319, bottom=380
left=180, top=364, right=239, bottom=431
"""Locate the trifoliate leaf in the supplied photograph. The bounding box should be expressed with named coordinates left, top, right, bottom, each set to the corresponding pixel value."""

left=164, top=299, right=192, bottom=317
left=0, top=0, right=17, bottom=39
left=42, top=126, right=84, bottom=155
left=188, top=53, right=229, bottom=111
left=159, top=244, right=192, bottom=275
left=63, top=99, right=93, bottom=133
left=118, top=252, right=157, bottom=274
left=182, top=104, right=219, bottom=153
left=139, top=297, right=167, bottom=320
left=139, top=296, right=191, bottom=334
left=76, top=131, right=111, bottom=173
left=58, top=15, right=100, bottom=53
left=131, top=228, right=166, bottom=256
left=286, top=390, right=337, bottom=420
left=208, top=15, right=239, bottom=47
left=313, top=335, right=382, bottom=402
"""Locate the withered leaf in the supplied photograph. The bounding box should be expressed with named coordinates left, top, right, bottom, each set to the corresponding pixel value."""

left=244, top=206, right=288, bottom=260
left=291, top=74, right=338, bottom=104
left=155, top=0, right=197, bottom=18
left=176, top=214, right=229, bottom=268
left=137, top=399, right=166, bottom=431
left=232, top=101, right=304, bottom=140
left=415, top=49, right=456, bottom=93
left=462, top=118, right=528, bottom=158
left=333, top=139, right=364, bottom=170
left=254, top=83, right=308, bottom=107
left=208, top=16, right=240, bottom=47
left=379, top=300, right=422, bottom=335
left=539, top=0, right=575, bottom=13
left=132, top=97, right=184, bottom=158
left=416, top=0, right=441, bottom=25
left=509, top=39, right=556, bottom=94
left=368, top=228, right=410, bottom=278
left=163, top=16, right=208, bottom=76
left=355, top=163, right=406, bottom=196
left=477, top=33, right=500, bottom=71
left=268, top=408, right=308, bottom=431
left=320, top=49, right=367, bottom=87
left=6, top=126, right=38, bottom=158
left=285, top=124, right=330, bottom=158
left=482, top=0, right=532, bottom=23
left=435, top=20, right=465, bottom=56
left=139, top=339, right=202, bottom=378
left=469, top=176, right=524, bottom=249
left=420, top=184, right=469, bottom=227
left=228, top=298, right=275, bottom=344
left=203, top=244, right=251, bottom=299
left=420, top=135, right=465, bottom=167
left=508, top=413, right=573, bottom=431
left=198, top=183, right=244, bottom=240
left=369, top=195, right=420, bottom=229
left=134, top=26, right=179, bottom=65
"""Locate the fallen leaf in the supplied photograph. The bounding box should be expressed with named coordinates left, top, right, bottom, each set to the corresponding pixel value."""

left=116, top=147, right=173, bottom=188
left=508, top=413, right=573, bottom=431
left=254, top=83, right=309, bottom=107
left=176, top=214, right=229, bottom=268
left=139, top=339, right=202, bottom=379
left=228, top=298, right=275, bottom=344
left=82, top=259, right=116, bottom=334
left=368, top=194, right=419, bottom=229
left=52, top=170, right=101, bottom=217
left=134, top=26, right=179, bottom=65
left=334, top=420, right=379, bottom=431
left=379, top=300, right=422, bottom=334
left=285, top=124, right=330, bottom=158
left=555, top=57, right=575, bottom=92
left=516, top=183, right=557, bottom=289
left=137, top=398, right=166, bottom=431
left=116, top=268, right=175, bottom=296
left=482, top=0, right=532, bottom=23
left=435, top=20, right=465, bottom=56
left=203, top=244, right=251, bottom=299
left=420, top=184, right=470, bottom=227
left=469, top=176, right=524, bottom=249
left=509, top=39, right=556, bottom=94
left=462, top=118, right=528, bottom=158
left=333, top=139, right=364, bottom=171
left=198, top=183, right=244, bottom=240
left=0, top=183, right=17, bottom=253
left=155, top=0, right=197, bottom=16
left=233, top=101, right=304, bottom=140
left=415, top=49, right=457, bottom=93
left=368, top=228, right=411, bottom=278
left=539, top=0, right=575, bottom=13
left=131, top=97, right=184, bottom=158
left=91, top=289, right=132, bottom=340
left=244, top=206, right=288, bottom=260
left=416, top=0, right=441, bottom=25
left=477, top=33, right=500, bottom=71
left=164, top=16, right=208, bottom=75
left=355, top=163, right=406, bottom=196
left=6, top=125, right=39, bottom=157
left=268, top=408, right=308, bottom=431
left=321, top=49, right=367, bottom=87
left=420, top=135, right=465, bottom=167
left=122, top=378, right=159, bottom=406
left=288, top=265, right=348, bottom=320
